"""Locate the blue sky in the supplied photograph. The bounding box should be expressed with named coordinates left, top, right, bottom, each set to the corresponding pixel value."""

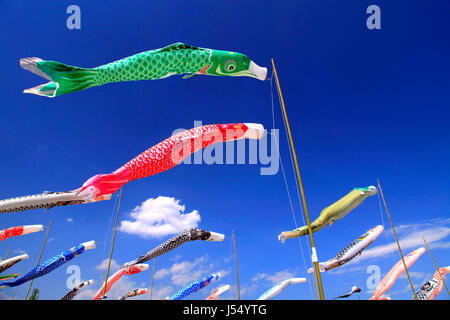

left=0, top=1, right=449, bottom=300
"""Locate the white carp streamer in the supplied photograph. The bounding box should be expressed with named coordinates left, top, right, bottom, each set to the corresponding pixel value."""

left=118, top=288, right=148, bottom=300
left=308, top=225, right=384, bottom=273
left=0, top=254, right=29, bottom=274
left=257, top=278, right=306, bottom=300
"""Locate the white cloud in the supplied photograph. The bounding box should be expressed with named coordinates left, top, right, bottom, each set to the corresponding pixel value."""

left=169, top=255, right=213, bottom=286
left=151, top=286, right=173, bottom=300
left=0, top=292, right=11, bottom=300
left=240, top=283, right=259, bottom=298
left=96, top=259, right=120, bottom=272
left=154, top=269, right=170, bottom=280
left=90, top=256, right=224, bottom=300
left=152, top=255, right=226, bottom=300
left=67, top=218, right=74, bottom=223
left=119, top=196, right=201, bottom=239
left=252, top=269, right=296, bottom=284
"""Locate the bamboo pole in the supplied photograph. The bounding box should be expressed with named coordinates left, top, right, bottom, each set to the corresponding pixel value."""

left=232, top=230, right=240, bottom=300
left=4, top=249, right=11, bottom=260
left=423, top=236, right=450, bottom=297
left=11, top=287, right=18, bottom=300
left=24, top=220, right=51, bottom=300
left=271, top=59, right=325, bottom=300
left=377, top=179, right=417, bottom=299
left=102, top=187, right=123, bottom=299
left=150, top=258, right=156, bottom=300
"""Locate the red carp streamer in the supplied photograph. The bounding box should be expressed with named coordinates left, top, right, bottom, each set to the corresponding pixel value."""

left=370, top=247, right=425, bottom=300
left=79, top=123, right=264, bottom=201
left=0, top=225, right=43, bottom=241
left=92, top=264, right=149, bottom=300
left=0, top=123, right=264, bottom=213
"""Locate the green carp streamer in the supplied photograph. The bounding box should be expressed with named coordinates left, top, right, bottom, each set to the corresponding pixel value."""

left=20, top=43, right=267, bottom=98
left=278, top=186, right=377, bottom=242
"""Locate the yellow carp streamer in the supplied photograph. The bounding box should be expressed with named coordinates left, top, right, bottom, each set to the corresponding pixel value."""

left=278, top=186, right=377, bottom=242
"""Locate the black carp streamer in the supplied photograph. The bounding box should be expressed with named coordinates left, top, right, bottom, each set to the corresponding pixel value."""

left=122, top=228, right=224, bottom=268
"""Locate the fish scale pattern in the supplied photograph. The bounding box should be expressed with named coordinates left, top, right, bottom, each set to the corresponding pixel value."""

left=167, top=274, right=219, bottom=300
left=61, top=288, right=79, bottom=300
left=94, top=45, right=211, bottom=84
left=121, top=124, right=247, bottom=182
left=61, top=281, right=90, bottom=300
left=123, top=230, right=192, bottom=267
left=370, top=248, right=424, bottom=300
left=414, top=268, right=449, bottom=300
left=3, top=245, right=85, bottom=287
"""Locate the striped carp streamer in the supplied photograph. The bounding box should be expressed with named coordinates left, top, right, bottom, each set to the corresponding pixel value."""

left=278, top=186, right=377, bottom=242
left=61, top=279, right=94, bottom=300
left=206, top=284, right=231, bottom=300
left=122, top=228, right=224, bottom=268
left=369, top=247, right=426, bottom=300
left=92, top=264, right=149, bottom=300
left=0, top=254, right=29, bottom=274
left=413, top=266, right=450, bottom=300
left=20, top=42, right=267, bottom=98
left=308, top=225, right=384, bottom=273
left=333, top=286, right=361, bottom=299
left=0, top=273, right=18, bottom=281
left=0, top=225, right=43, bottom=241
left=118, top=288, right=148, bottom=300
left=166, top=273, right=221, bottom=300
left=0, top=241, right=95, bottom=288
left=0, top=123, right=265, bottom=214
left=257, top=278, right=306, bottom=300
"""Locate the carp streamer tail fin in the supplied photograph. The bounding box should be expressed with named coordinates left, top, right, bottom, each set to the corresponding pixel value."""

left=20, top=57, right=98, bottom=97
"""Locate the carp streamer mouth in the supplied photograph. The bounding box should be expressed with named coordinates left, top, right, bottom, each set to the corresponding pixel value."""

left=211, top=61, right=267, bottom=80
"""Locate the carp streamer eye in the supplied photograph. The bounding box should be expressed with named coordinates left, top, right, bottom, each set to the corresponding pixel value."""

left=224, top=60, right=237, bottom=72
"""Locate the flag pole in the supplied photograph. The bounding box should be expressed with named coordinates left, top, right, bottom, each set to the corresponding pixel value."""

left=377, top=179, right=417, bottom=299
left=423, top=236, right=450, bottom=296
left=232, top=230, right=241, bottom=300
left=271, top=59, right=325, bottom=300
left=102, top=187, right=123, bottom=299
left=150, top=258, right=156, bottom=300
left=24, top=220, right=51, bottom=300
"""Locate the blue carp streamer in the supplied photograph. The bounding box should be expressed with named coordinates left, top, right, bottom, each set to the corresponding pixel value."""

left=0, top=241, right=95, bottom=288
left=166, top=273, right=220, bottom=300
